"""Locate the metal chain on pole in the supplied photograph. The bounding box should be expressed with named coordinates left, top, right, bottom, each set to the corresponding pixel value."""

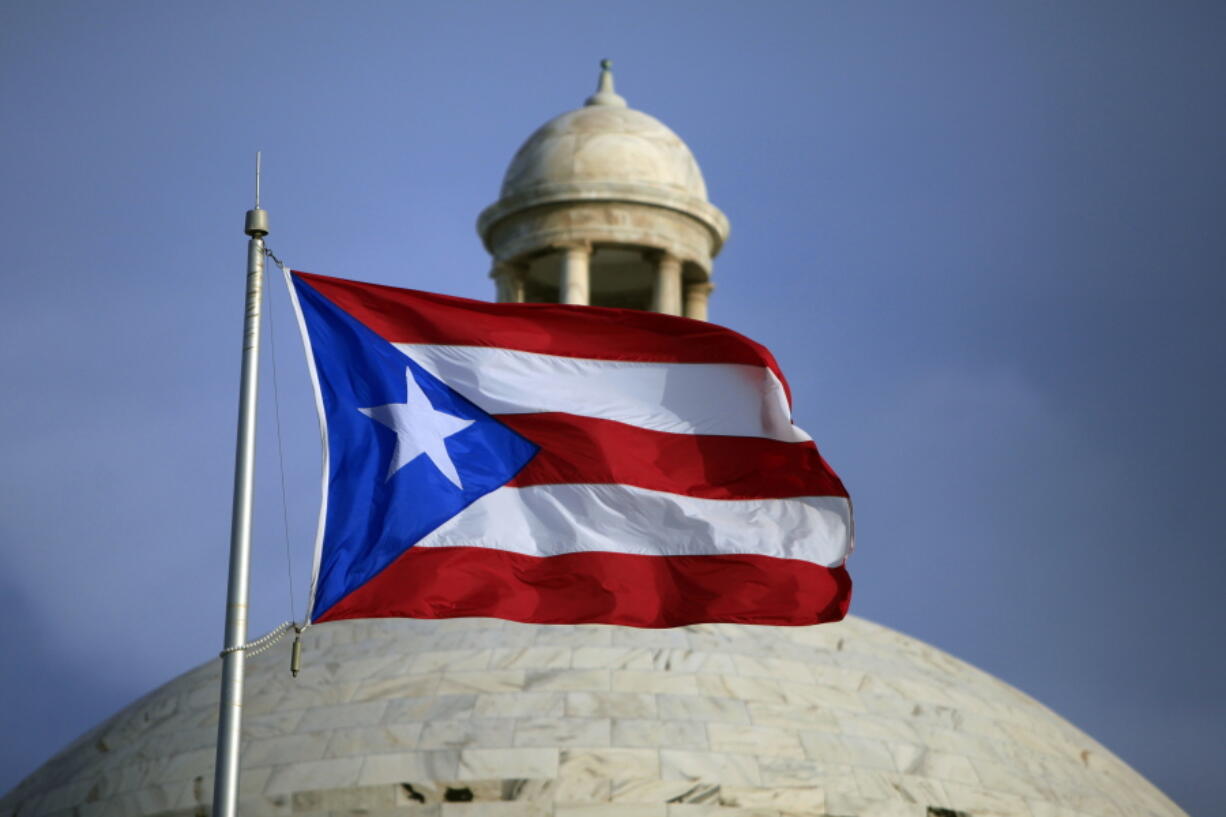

left=218, top=620, right=304, bottom=658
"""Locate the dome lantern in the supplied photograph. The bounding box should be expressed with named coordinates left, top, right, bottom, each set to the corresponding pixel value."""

left=477, top=61, right=729, bottom=319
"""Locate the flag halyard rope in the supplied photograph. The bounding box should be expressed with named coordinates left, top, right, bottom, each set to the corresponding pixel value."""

left=216, top=245, right=312, bottom=677
left=262, top=245, right=299, bottom=624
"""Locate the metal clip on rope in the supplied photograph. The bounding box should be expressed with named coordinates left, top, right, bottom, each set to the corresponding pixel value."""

left=290, top=630, right=303, bottom=678
left=263, top=245, right=286, bottom=270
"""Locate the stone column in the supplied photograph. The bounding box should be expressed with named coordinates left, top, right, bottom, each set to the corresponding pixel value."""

left=683, top=281, right=714, bottom=321
left=560, top=243, right=591, bottom=305
left=491, top=261, right=525, bottom=303
left=650, top=252, right=683, bottom=315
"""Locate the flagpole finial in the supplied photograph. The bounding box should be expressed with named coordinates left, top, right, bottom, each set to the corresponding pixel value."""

left=585, top=58, right=627, bottom=108
left=245, top=151, right=270, bottom=237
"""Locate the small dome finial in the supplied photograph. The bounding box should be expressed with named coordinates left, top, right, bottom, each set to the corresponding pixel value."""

left=585, top=58, right=627, bottom=108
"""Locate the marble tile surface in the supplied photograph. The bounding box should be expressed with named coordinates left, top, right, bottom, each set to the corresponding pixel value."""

left=456, top=749, right=559, bottom=781
left=476, top=693, right=567, bottom=719
left=419, top=719, right=516, bottom=750
left=610, top=779, right=716, bottom=805
left=611, top=720, right=707, bottom=750
left=559, top=750, right=659, bottom=783
left=326, top=723, right=424, bottom=757
left=295, top=700, right=389, bottom=732
left=1, top=616, right=1190, bottom=817
left=263, top=757, right=363, bottom=796
left=555, top=806, right=665, bottom=817
left=385, top=694, right=478, bottom=723
left=524, top=669, right=610, bottom=693
left=656, top=695, right=748, bottom=724
left=611, top=672, right=697, bottom=696
left=356, top=750, right=461, bottom=786
left=566, top=692, right=656, bottom=719
left=659, top=751, right=762, bottom=787
left=243, top=732, right=330, bottom=767
left=514, top=718, right=611, bottom=748
left=490, top=647, right=573, bottom=670
left=706, top=724, right=806, bottom=759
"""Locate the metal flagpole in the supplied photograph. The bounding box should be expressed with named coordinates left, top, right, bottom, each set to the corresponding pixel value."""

left=212, top=154, right=269, bottom=817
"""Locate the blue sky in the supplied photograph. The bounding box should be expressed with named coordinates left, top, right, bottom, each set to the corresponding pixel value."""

left=2, top=2, right=1223, bottom=813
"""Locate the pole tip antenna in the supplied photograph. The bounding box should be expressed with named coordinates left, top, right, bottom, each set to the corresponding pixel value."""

left=245, top=151, right=269, bottom=237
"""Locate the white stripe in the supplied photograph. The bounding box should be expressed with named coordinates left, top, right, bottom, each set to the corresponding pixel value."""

left=394, top=343, right=810, bottom=443
left=414, top=483, right=851, bottom=567
left=284, top=267, right=329, bottom=623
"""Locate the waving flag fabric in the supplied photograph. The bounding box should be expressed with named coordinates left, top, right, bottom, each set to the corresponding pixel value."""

left=288, top=270, right=853, bottom=628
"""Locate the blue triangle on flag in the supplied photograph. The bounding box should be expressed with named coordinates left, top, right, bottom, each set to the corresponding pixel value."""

left=292, top=276, right=539, bottom=620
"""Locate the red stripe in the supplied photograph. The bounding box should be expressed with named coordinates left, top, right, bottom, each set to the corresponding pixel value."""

left=292, top=270, right=791, bottom=404
left=501, top=413, right=848, bottom=500
left=315, top=546, right=852, bottom=628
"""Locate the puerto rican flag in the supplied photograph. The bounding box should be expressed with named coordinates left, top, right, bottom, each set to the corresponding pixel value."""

left=288, top=270, right=852, bottom=628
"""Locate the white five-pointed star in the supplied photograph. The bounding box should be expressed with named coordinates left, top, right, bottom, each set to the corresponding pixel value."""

left=358, top=368, right=474, bottom=488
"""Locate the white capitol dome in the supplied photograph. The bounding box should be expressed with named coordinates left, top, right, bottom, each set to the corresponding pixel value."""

left=1, top=64, right=1189, bottom=817
left=0, top=617, right=1186, bottom=817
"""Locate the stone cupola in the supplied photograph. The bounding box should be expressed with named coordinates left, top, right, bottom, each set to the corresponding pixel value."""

left=477, top=61, right=729, bottom=320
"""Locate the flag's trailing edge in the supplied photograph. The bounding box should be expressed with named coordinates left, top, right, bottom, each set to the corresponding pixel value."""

left=287, top=269, right=853, bottom=628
